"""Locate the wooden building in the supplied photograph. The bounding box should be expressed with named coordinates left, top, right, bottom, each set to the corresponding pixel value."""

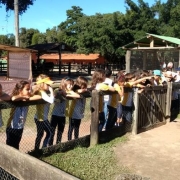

left=122, top=33, right=180, bottom=72
left=39, top=53, right=105, bottom=64
left=0, top=44, right=37, bottom=79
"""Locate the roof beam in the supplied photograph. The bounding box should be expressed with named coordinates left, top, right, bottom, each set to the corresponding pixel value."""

left=134, top=42, right=167, bottom=47
left=150, top=37, right=154, bottom=47
left=162, top=40, right=169, bottom=47
left=130, top=46, right=175, bottom=51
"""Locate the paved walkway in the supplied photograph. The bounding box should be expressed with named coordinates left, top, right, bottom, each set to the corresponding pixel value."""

left=114, top=119, right=180, bottom=180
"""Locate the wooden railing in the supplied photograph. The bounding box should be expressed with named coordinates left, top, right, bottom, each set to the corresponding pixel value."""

left=0, top=82, right=179, bottom=179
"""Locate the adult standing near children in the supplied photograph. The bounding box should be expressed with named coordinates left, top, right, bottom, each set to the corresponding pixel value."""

left=32, top=74, right=54, bottom=150
left=91, top=69, right=115, bottom=131
left=103, top=68, right=113, bottom=130
left=152, top=70, right=165, bottom=86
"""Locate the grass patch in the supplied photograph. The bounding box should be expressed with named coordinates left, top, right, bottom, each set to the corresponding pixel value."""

left=41, top=135, right=130, bottom=180
left=176, top=114, right=180, bottom=119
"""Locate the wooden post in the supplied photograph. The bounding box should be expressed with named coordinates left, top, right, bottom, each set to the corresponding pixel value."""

left=58, top=45, right=61, bottom=75
left=0, top=61, right=2, bottom=73
left=178, top=45, right=180, bottom=67
left=125, top=50, right=131, bottom=73
left=132, top=88, right=139, bottom=135
left=68, top=62, right=71, bottom=76
left=150, top=37, right=154, bottom=48
left=7, top=52, right=9, bottom=78
left=90, top=90, right=99, bottom=147
left=88, top=63, right=91, bottom=75
left=166, top=82, right=172, bottom=122
left=106, top=63, right=109, bottom=69
left=143, top=51, right=147, bottom=70
left=14, top=0, right=20, bottom=46
left=154, top=50, right=157, bottom=69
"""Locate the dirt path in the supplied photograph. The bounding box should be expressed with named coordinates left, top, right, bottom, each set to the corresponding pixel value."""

left=114, top=119, right=180, bottom=180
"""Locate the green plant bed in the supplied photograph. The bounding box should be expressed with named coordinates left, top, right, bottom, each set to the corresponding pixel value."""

left=176, top=114, right=180, bottom=119
left=41, top=135, right=130, bottom=180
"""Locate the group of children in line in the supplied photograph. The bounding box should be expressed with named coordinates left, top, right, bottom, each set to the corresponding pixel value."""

left=92, top=67, right=180, bottom=131
left=0, top=74, right=89, bottom=150
left=0, top=67, right=180, bottom=150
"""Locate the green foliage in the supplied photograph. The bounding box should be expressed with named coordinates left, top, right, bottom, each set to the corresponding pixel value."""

left=42, top=135, right=130, bottom=180
left=0, top=0, right=35, bottom=15
left=58, top=6, right=84, bottom=49
left=19, top=28, right=39, bottom=47
left=125, top=0, right=159, bottom=37
left=45, top=27, right=59, bottom=43
left=0, top=34, right=15, bottom=45
left=152, top=0, right=180, bottom=37
left=2, top=1, right=180, bottom=65
left=31, top=32, right=46, bottom=45
left=58, top=9, right=129, bottom=62
left=0, top=34, right=15, bottom=57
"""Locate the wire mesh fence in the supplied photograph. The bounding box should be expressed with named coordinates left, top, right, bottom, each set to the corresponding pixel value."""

left=0, top=83, right=178, bottom=179
left=0, top=98, right=91, bottom=153
left=0, top=167, right=19, bottom=180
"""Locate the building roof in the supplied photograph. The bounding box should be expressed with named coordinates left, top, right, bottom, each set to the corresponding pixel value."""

left=40, top=53, right=100, bottom=60
left=122, top=33, right=180, bottom=50
left=27, top=43, right=75, bottom=54
left=0, top=44, right=37, bottom=52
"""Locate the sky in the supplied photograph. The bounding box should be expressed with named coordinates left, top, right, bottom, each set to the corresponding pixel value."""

left=0, top=0, right=167, bottom=35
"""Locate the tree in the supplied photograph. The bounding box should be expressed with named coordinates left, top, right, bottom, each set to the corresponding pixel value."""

left=152, top=0, right=180, bottom=37
left=0, top=34, right=15, bottom=45
left=169, top=4, right=180, bottom=37
left=58, top=6, right=85, bottom=49
left=0, top=34, right=15, bottom=57
left=0, top=0, right=35, bottom=46
left=59, top=6, right=133, bottom=63
left=61, top=11, right=131, bottom=63
left=19, top=27, right=39, bottom=47
left=32, top=33, right=46, bottom=44
left=124, top=0, right=159, bottom=39
left=45, top=27, right=59, bottom=43
left=0, top=0, right=35, bottom=15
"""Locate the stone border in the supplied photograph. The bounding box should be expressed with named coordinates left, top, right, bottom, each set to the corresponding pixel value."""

left=0, top=142, right=79, bottom=180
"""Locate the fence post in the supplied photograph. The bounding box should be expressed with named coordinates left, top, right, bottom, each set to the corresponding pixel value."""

left=90, top=90, right=99, bottom=147
left=68, top=62, right=71, bottom=76
left=58, top=62, right=61, bottom=75
left=166, top=82, right=172, bottom=122
left=88, top=63, right=91, bottom=75
left=0, top=62, right=2, bottom=73
left=132, top=88, right=139, bottom=135
left=125, top=50, right=131, bottom=73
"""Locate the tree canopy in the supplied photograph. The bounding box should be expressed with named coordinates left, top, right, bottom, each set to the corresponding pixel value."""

left=0, top=0, right=35, bottom=15
left=2, top=0, right=180, bottom=63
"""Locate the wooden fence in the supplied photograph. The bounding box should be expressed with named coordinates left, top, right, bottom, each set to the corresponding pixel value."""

left=0, top=62, right=123, bottom=77
left=89, top=82, right=175, bottom=145
left=0, top=81, right=179, bottom=179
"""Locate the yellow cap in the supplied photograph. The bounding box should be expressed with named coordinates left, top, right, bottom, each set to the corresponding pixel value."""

left=36, top=77, right=54, bottom=85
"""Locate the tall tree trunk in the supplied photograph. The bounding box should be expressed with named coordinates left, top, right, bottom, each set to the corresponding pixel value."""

left=14, top=0, right=19, bottom=46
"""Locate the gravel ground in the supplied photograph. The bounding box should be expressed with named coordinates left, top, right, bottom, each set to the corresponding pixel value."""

left=114, top=119, right=180, bottom=180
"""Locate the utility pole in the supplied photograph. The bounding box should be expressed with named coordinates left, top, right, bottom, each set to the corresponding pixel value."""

left=14, top=0, right=19, bottom=46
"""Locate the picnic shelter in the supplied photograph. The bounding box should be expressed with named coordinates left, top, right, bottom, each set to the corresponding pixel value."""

left=122, top=33, right=180, bottom=72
